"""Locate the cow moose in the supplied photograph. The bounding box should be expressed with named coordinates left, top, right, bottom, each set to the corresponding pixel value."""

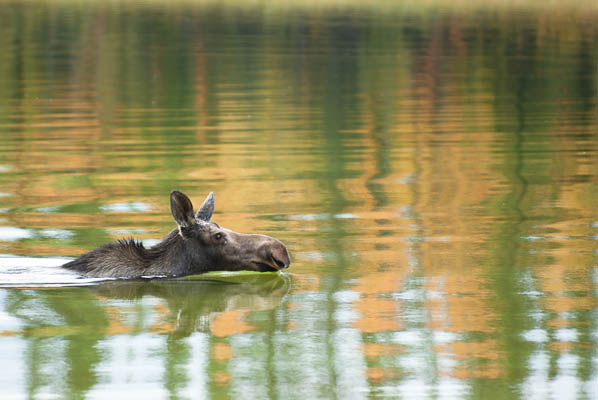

left=63, top=190, right=290, bottom=278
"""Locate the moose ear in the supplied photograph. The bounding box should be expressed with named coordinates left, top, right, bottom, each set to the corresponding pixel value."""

left=196, top=192, right=215, bottom=222
left=170, top=190, right=196, bottom=234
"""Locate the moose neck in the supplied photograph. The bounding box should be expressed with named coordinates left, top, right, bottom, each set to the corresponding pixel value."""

left=145, top=230, right=208, bottom=276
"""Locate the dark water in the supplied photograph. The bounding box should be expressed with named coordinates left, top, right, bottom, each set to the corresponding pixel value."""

left=0, top=1, right=597, bottom=398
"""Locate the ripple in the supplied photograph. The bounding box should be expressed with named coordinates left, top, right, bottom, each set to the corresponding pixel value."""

left=0, top=227, right=33, bottom=241
left=100, top=201, right=152, bottom=213
left=39, top=229, right=74, bottom=240
left=0, top=257, right=110, bottom=288
left=106, top=228, right=146, bottom=235
left=521, top=329, right=548, bottom=343
left=554, top=328, right=578, bottom=342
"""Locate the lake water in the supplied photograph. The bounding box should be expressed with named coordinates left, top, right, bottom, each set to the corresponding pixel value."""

left=0, top=1, right=597, bottom=398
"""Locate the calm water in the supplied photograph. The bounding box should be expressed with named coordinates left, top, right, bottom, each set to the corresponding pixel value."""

left=0, top=1, right=597, bottom=398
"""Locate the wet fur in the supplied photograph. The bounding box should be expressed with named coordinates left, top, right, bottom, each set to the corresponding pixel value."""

left=63, top=230, right=206, bottom=278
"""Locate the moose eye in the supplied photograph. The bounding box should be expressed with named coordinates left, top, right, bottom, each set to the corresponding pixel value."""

left=214, top=233, right=223, bottom=241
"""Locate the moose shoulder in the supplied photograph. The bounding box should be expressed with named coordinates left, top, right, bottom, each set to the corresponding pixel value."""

left=62, top=191, right=290, bottom=278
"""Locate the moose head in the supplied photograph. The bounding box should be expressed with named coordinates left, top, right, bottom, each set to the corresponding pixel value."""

left=170, top=190, right=291, bottom=273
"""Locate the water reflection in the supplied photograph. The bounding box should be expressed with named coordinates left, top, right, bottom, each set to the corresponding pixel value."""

left=0, top=0, right=597, bottom=398
left=1, top=275, right=290, bottom=398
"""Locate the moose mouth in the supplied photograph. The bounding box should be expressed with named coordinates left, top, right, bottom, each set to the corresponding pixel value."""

left=250, top=250, right=289, bottom=272
left=252, top=262, right=280, bottom=272
left=252, top=254, right=288, bottom=272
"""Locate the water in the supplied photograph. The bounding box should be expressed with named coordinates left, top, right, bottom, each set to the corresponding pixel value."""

left=1, top=1, right=597, bottom=398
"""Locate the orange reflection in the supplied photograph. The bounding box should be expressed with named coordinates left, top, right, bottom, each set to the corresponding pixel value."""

left=210, top=310, right=255, bottom=337
left=212, top=371, right=231, bottom=385
left=362, top=342, right=403, bottom=359
left=353, top=297, right=402, bottom=334
left=212, top=342, right=234, bottom=362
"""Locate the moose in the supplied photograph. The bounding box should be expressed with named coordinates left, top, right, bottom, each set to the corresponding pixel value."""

left=63, top=190, right=291, bottom=278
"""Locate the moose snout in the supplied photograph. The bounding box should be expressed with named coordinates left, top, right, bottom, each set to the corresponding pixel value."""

left=269, top=245, right=291, bottom=270
left=256, top=238, right=290, bottom=271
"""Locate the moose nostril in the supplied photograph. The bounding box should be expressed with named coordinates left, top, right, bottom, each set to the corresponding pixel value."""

left=272, top=255, right=286, bottom=269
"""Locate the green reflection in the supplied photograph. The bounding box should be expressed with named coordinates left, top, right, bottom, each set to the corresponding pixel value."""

left=3, top=274, right=289, bottom=398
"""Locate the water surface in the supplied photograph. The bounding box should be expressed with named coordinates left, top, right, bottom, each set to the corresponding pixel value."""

left=0, top=1, right=597, bottom=399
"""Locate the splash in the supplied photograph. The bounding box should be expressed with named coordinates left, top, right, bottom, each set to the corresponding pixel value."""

left=0, top=257, right=113, bottom=288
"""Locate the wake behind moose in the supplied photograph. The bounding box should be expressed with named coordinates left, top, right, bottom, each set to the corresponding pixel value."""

left=63, top=191, right=290, bottom=278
